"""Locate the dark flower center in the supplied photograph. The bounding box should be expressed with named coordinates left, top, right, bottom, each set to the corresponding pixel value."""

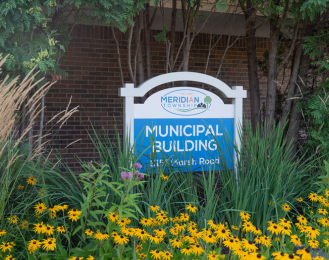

left=248, top=241, right=253, bottom=244
left=257, top=254, right=262, bottom=258
left=222, top=229, right=226, bottom=233
left=306, top=249, right=310, bottom=253
left=48, top=241, right=52, bottom=244
left=47, top=227, right=50, bottom=230
left=120, top=236, right=123, bottom=238
left=281, top=252, right=285, bottom=256
left=289, top=254, right=294, bottom=259
left=230, top=239, right=233, bottom=242
left=312, top=228, right=315, bottom=230
left=33, top=242, right=36, bottom=244
left=156, top=250, right=159, bottom=253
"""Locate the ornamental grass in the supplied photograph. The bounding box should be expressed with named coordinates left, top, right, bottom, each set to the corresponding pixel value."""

left=1, top=160, right=329, bottom=260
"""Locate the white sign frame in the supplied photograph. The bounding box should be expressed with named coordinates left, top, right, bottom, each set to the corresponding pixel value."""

left=118, top=72, right=247, bottom=172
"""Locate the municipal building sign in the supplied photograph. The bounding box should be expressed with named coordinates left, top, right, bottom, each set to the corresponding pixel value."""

left=119, top=72, right=246, bottom=171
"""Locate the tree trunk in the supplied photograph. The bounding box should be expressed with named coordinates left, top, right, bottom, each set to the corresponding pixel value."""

left=134, top=11, right=144, bottom=86
left=144, top=4, right=152, bottom=81
left=265, top=18, right=281, bottom=124
left=280, top=19, right=308, bottom=127
left=244, top=7, right=261, bottom=132
left=169, top=0, right=177, bottom=72
left=286, top=53, right=310, bottom=156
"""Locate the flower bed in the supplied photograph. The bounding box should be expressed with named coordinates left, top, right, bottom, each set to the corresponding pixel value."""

left=1, top=162, right=329, bottom=260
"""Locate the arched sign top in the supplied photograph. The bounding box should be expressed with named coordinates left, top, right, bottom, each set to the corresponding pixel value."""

left=119, top=72, right=246, bottom=99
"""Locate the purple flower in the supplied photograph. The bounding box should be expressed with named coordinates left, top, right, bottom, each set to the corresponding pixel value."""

left=127, top=172, right=133, bottom=180
left=133, top=163, right=142, bottom=169
left=121, top=172, right=128, bottom=179
left=134, top=171, right=140, bottom=176
left=137, top=173, right=144, bottom=180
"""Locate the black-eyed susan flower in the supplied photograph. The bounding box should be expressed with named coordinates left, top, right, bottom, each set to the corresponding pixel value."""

left=136, top=229, right=148, bottom=240
left=33, top=222, right=45, bottom=234
left=183, top=235, right=196, bottom=244
left=48, top=206, right=57, bottom=219
left=135, top=243, right=143, bottom=251
left=107, top=212, right=119, bottom=222
left=282, top=203, right=291, bottom=212
left=43, top=224, right=54, bottom=236
left=267, top=223, right=282, bottom=235
left=140, top=217, right=152, bottom=227
left=324, top=239, right=329, bottom=247
left=281, top=226, right=292, bottom=236
left=290, top=235, right=302, bottom=246
left=306, top=227, right=320, bottom=239
left=170, top=238, right=182, bottom=248
left=68, top=257, right=84, bottom=260
left=180, top=213, right=189, bottom=221
left=186, top=204, right=198, bottom=213
left=20, top=220, right=29, bottom=229
left=55, top=204, right=68, bottom=212
left=161, top=251, right=173, bottom=260
left=0, top=229, right=6, bottom=236
left=94, top=231, right=109, bottom=241
left=57, top=226, right=65, bottom=234
left=192, top=244, right=204, bottom=256
left=318, top=208, right=328, bottom=215
left=138, top=253, right=147, bottom=259
left=5, top=255, right=15, bottom=260
left=26, top=176, right=37, bottom=185
left=272, top=252, right=288, bottom=260
left=296, top=248, right=312, bottom=260
left=181, top=246, right=193, bottom=256
left=318, top=218, right=329, bottom=227
left=259, top=236, right=272, bottom=247
left=34, top=202, right=47, bottom=215
left=214, top=225, right=230, bottom=240
left=253, top=227, right=262, bottom=236
left=309, top=193, right=318, bottom=202
left=42, top=238, right=56, bottom=251
left=114, top=235, right=129, bottom=245
left=297, top=197, right=303, bottom=202
left=241, top=239, right=258, bottom=252
left=239, top=212, right=250, bottom=221
left=223, top=238, right=239, bottom=251
left=188, top=225, right=198, bottom=234
left=254, top=253, right=266, bottom=260
left=27, top=239, right=41, bottom=254
left=117, top=217, right=131, bottom=227
left=18, top=185, right=24, bottom=190
left=231, top=225, right=239, bottom=230
left=202, top=234, right=217, bottom=244
left=154, top=228, right=166, bottom=237
left=208, top=253, right=219, bottom=260
left=161, top=174, right=168, bottom=180
left=150, top=249, right=162, bottom=259
left=85, top=229, right=93, bottom=236
left=68, top=208, right=82, bottom=216
left=0, top=242, right=13, bottom=252
left=308, top=240, right=319, bottom=249
left=68, top=213, right=80, bottom=222
left=175, top=223, right=186, bottom=232
left=242, top=221, right=255, bottom=232
left=149, top=205, right=160, bottom=212
left=297, top=215, right=307, bottom=225
left=279, top=218, right=292, bottom=228
left=7, top=215, right=18, bottom=224
left=149, top=234, right=161, bottom=244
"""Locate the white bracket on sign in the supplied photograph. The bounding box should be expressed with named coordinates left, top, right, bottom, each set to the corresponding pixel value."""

left=119, top=72, right=247, bottom=175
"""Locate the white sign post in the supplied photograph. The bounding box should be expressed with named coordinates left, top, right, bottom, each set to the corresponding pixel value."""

left=119, top=72, right=246, bottom=172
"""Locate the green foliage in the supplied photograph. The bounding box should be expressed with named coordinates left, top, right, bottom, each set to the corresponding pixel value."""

left=217, top=120, right=317, bottom=232
left=153, top=25, right=169, bottom=43
left=0, top=0, right=150, bottom=81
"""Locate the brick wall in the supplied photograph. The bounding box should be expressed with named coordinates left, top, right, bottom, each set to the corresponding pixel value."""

left=44, top=24, right=276, bottom=172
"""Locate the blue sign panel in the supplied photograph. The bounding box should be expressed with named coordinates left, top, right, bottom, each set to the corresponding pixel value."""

left=134, top=118, right=234, bottom=171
